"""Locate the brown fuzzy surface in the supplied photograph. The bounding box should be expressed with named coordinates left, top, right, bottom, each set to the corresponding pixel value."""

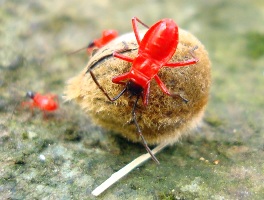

left=65, top=28, right=211, bottom=145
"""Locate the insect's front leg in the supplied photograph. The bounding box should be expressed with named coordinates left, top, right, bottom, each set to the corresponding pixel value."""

left=113, top=52, right=134, bottom=62
left=112, top=41, right=137, bottom=63
left=132, top=17, right=149, bottom=45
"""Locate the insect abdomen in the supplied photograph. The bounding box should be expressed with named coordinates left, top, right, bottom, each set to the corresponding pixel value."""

left=139, top=19, right=179, bottom=63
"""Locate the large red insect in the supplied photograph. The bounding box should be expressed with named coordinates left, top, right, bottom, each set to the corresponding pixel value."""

left=89, top=17, right=198, bottom=164
left=22, top=91, right=59, bottom=118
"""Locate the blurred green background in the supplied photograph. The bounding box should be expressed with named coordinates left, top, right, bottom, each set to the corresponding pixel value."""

left=0, top=0, right=263, bottom=199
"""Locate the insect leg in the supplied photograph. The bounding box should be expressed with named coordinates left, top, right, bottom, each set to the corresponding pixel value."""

left=90, top=70, right=127, bottom=101
left=154, top=75, right=188, bottom=103
left=132, top=95, right=160, bottom=164
left=21, top=100, right=36, bottom=115
left=21, top=101, right=32, bottom=108
left=113, top=52, right=134, bottom=62
left=112, top=72, right=130, bottom=84
left=132, top=17, right=149, bottom=45
left=165, top=46, right=199, bottom=67
left=142, top=83, right=150, bottom=106
left=42, top=110, right=47, bottom=119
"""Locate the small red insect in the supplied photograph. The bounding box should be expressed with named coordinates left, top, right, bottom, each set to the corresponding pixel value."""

left=89, top=17, right=198, bottom=164
left=22, top=91, right=59, bottom=118
left=69, top=30, right=118, bottom=56
left=86, top=29, right=118, bottom=54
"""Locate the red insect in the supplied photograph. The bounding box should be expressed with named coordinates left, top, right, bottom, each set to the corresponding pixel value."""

left=89, top=17, right=198, bottom=164
left=22, top=91, right=59, bottom=118
left=68, top=30, right=118, bottom=56
left=86, top=29, right=118, bottom=54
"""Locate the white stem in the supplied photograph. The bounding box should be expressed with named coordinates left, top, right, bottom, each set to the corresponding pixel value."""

left=92, top=141, right=170, bottom=196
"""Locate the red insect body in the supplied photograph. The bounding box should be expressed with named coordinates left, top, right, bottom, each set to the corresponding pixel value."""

left=89, top=17, right=198, bottom=164
left=22, top=91, right=59, bottom=117
left=87, top=30, right=118, bottom=54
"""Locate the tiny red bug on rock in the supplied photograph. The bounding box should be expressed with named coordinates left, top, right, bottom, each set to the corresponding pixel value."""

left=22, top=91, right=59, bottom=118
left=88, top=17, right=199, bottom=164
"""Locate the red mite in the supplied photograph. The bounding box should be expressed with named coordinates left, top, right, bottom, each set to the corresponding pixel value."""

left=22, top=91, right=59, bottom=117
left=89, top=17, right=198, bottom=164
left=86, top=29, right=118, bottom=54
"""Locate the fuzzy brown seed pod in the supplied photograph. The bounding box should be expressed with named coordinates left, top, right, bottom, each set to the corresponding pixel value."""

left=65, top=28, right=211, bottom=145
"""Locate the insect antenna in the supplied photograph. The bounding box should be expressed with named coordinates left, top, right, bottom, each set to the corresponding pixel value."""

left=132, top=95, right=160, bottom=164
left=66, top=41, right=97, bottom=56
left=90, top=70, right=127, bottom=101
left=66, top=46, right=87, bottom=56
